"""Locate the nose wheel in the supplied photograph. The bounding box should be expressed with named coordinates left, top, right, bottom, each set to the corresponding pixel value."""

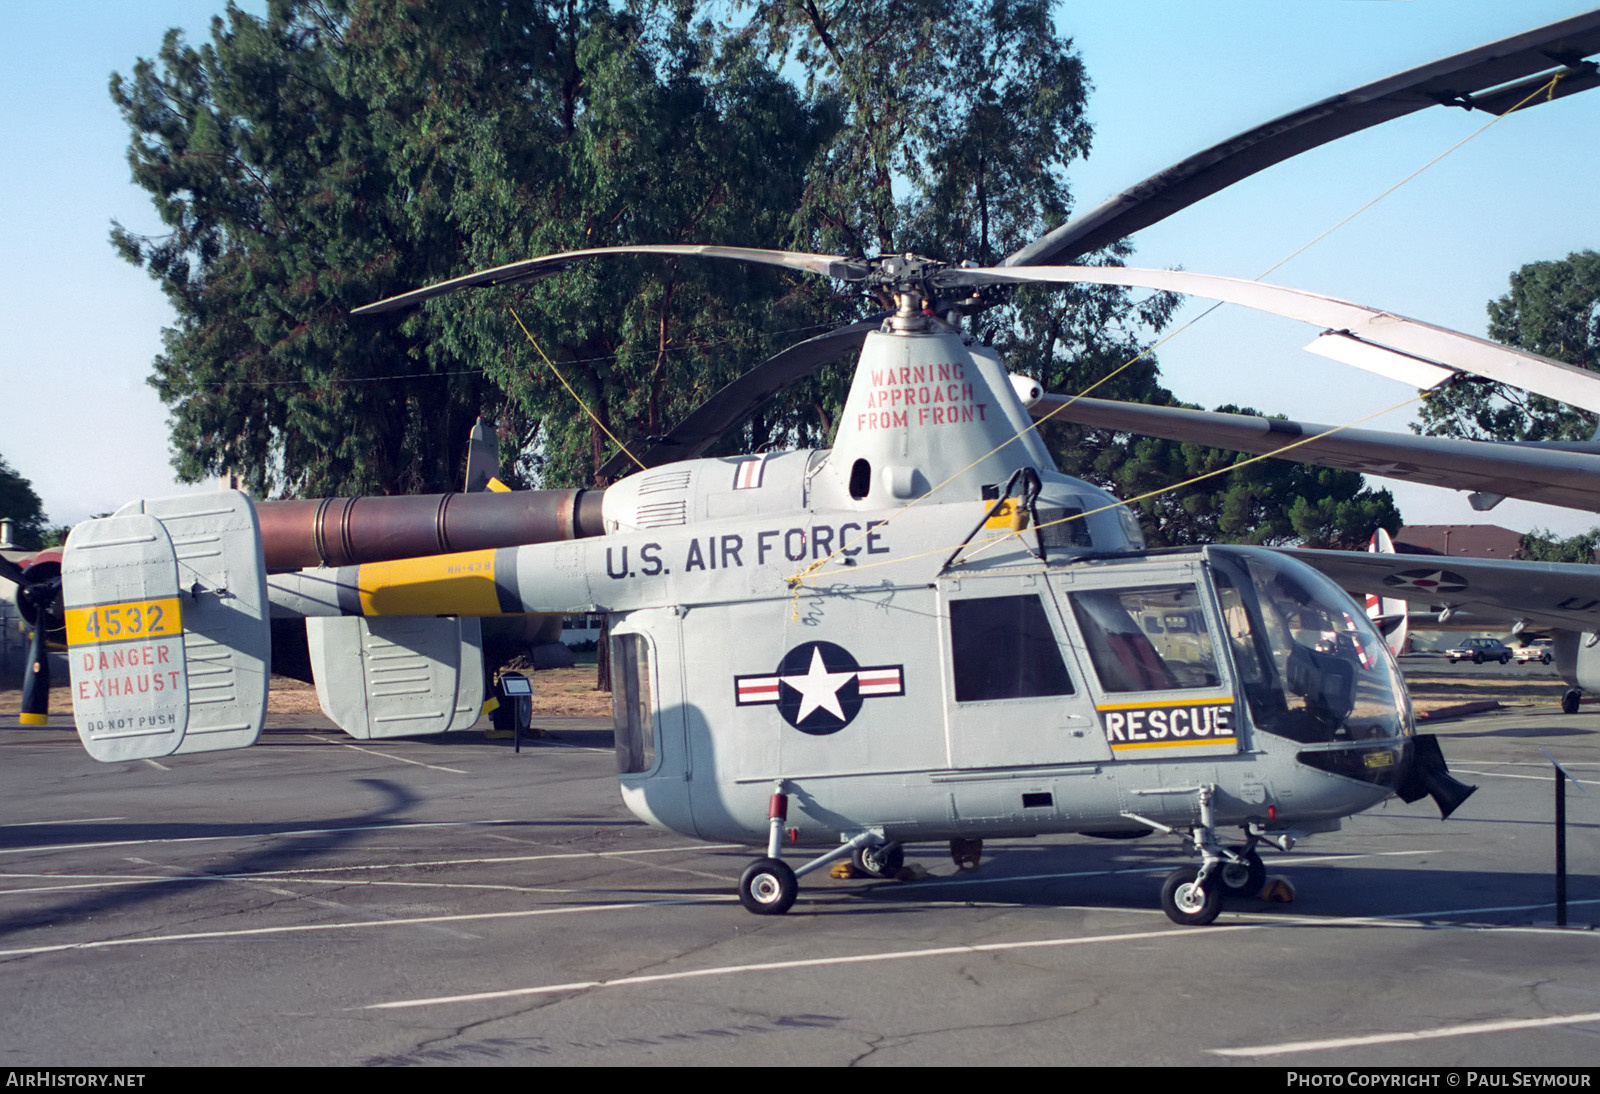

left=1160, top=865, right=1222, bottom=926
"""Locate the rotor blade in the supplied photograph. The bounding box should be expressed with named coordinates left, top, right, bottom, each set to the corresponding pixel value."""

left=353, top=245, right=870, bottom=316
left=1028, top=395, right=1600, bottom=515
left=954, top=264, right=1600, bottom=415
left=597, top=318, right=880, bottom=478
left=1003, top=10, right=1600, bottom=268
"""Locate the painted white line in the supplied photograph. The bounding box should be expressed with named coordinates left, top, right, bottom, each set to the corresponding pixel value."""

left=1453, top=767, right=1600, bottom=788
left=1477, top=761, right=1600, bottom=769
left=0, top=844, right=740, bottom=894
left=336, top=743, right=469, bottom=775
left=907, top=849, right=1446, bottom=890
left=0, top=873, right=593, bottom=897
left=0, top=897, right=728, bottom=958
left=0, top=817, right=543, bottom=855
left=369, top=896, right=1600, bottom=1011
left=366, top=923, right=1245, bottom=1009
left=1212, top=1010, right=1600, bottom=1057
left=0, top=818, right=124, bottom=828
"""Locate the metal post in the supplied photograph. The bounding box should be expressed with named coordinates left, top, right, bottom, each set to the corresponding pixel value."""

left=1555, top=765, right=1567, bottom=927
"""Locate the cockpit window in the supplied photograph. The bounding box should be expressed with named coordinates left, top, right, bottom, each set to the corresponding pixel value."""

left=1071, top=585, right=1221, bottom=692
left=1207, top=546, right=1409, bottom=743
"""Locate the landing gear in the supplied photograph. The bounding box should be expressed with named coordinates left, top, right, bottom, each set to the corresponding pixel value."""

left=1124, top=786, right=1279, bottom=924
left=1160, top=866, right=1221, bottom=926
left=1218, top=847, right=1266, bottom=899
left=735, top=783, right=905, bottom=914
left=851, top=842, right=904, bottom=878
left=1563, top=688, right=1582, bottom=714
left=739, top=858, right=798, bottom=915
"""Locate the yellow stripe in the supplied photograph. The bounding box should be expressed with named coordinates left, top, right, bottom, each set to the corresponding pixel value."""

left=65, top=597, right=183, bottom=647
left=19, top=712, right=49, bottom=726
left=486, top=477, right=511, bottom=493
left=1095, top=696, right=1232, bottom=712
left=357, top=550, right=503, bottom=617
left=1111, top=736, right=1237, bottom=752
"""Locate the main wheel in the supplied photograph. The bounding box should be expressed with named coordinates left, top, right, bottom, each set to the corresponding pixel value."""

left=1160, top=866, right=1221, bottom=926
left=1217, top=849, right=1266, bottom=900
left=738, top=858, right=798, bottom=915
left=1563, top=688, right=1582, bottom=715
left=851, top=842, right=905, bottom=879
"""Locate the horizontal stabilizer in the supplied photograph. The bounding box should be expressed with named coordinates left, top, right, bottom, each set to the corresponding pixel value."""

left=63, top=490, right=272, bottom=762
left=308, top=615, right=484, bottom=739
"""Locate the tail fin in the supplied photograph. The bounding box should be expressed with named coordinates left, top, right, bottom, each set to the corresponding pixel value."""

left=1367, top=529, right=1409, bottom=657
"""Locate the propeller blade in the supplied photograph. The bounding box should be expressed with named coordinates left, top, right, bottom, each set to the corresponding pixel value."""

left=353, top=245, right=870, bottom=316
left=0, top=553, right=24, bottom=587
left=950, top=264, right=1600, bottom=415
left=18, top=615, right=50, bottom=726
left=597, top=318, right=881, bottom=478
left=1002, top=10, right=1600, bottom=268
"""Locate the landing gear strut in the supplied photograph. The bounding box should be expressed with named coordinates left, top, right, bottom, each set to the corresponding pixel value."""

left=1128, top=785, right=1271, bottom=926
left=736, top=783, right=899, bottom=914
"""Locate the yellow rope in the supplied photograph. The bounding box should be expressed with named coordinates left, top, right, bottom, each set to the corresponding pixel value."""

left=790, top=390, right=1430, bottom=587
left=508, top=305, right=647, bottom=473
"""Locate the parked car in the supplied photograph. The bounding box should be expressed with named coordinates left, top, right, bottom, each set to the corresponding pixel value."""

left=1445, top=638, right=1512, bottom=664
left=1514, top=639, right=1553, bottom=665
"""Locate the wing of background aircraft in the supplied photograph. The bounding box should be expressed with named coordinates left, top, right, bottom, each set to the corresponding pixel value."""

left=1029, top=396, right=1600, bottom=514
left=1290, top=547, right=1600, bottom=634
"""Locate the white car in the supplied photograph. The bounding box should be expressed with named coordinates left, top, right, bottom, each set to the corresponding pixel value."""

left=1514, top=640, right=1553, bottom=665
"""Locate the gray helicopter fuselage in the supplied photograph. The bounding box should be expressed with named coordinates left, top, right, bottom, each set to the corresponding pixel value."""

left=260, top=323, right=1413, bottom=855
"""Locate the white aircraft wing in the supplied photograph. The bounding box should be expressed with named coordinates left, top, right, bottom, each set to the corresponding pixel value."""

left=1031, top=396, right=1600, bottom=514
left=1290, top=548, right=1600, bottom=633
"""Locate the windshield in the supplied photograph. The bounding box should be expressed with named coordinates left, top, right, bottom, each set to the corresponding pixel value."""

left=1206, top=546, right=1410, bottom=744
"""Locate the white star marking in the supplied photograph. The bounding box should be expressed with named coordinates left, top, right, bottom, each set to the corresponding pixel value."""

left=781, top=647, right=857, bottom=723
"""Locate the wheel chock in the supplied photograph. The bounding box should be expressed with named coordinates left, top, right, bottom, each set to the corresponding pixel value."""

left=1261, top=875, right=1296, bottom=903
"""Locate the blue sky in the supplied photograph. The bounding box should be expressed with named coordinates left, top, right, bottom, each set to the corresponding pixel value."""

left=3, top=1, right=1598, bottom=535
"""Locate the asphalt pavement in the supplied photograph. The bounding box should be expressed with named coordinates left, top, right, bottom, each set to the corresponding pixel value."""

left=0, top=698, right=1595, bottom=1067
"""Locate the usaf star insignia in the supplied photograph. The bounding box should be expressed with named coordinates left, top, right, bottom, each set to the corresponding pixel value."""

left=735, top=641, right=905, bottom=734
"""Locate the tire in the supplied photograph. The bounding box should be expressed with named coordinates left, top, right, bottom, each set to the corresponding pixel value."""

left=1563, top=689, right=1582, bottom=715
left=851, top=842, right=905, bottom=879
left=1160, top=866, right=1221, bottom=926
left=738, top=858, right=797, bottom=915
left=1218, top=849, right=1266, bottom=900
left=1501, top=654, right=1510, bottom=665
left=1473, top=653, right=1482, bottom=664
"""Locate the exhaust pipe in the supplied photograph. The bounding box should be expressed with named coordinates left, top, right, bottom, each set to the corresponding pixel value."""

left=1395, top=734, right=1477, bottom=819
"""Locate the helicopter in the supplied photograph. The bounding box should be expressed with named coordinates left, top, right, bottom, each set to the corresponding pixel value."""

left=45, top=10, right=1600, bottom=924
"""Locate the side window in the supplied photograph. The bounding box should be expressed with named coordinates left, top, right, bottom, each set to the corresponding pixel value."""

left=949, top=595, right=1075, bottom=702
left=611, top=633, right=655, bottom=774
left=1071, top=585, right=1221, bottom=693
